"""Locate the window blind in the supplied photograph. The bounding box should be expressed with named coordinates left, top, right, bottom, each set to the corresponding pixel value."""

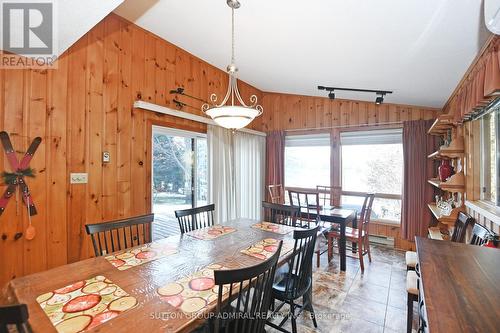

left=340, top=128, right=402, bottom=145
left=285, top=133, right=330, bottom=147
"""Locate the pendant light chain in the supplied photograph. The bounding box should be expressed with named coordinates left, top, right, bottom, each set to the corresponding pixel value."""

left=231, top=8, right=235, bottom=65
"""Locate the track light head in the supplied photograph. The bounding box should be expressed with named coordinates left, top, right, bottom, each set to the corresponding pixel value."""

left=328, top=91, right=335, bottom=100
left=375, top=95, right=384, bottom=105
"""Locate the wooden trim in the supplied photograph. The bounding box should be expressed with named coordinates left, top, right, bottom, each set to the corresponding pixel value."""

left=465, top=200, right=500, bottom=226
left=135, top=101, right=266, bottom=137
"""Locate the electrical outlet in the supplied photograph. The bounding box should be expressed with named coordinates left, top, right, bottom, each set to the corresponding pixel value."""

left=70, top=173, right=88, bottom=184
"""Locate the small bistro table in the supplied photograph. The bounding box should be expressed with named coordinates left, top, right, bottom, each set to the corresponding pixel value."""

left=298, top=207, right=357, bottom=271
left=1, top=219, right=305, bottom=333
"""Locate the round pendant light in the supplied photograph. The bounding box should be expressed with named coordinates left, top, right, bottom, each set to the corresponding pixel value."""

left=202, top=0, right=263, bottom=130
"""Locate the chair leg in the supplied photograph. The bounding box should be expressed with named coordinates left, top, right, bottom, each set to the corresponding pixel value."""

left=308, top=302, right=318, bottom=328
left=407, top=293, right=414, bottom=333
left=358, top=240, right=364, bottom=272
left=365, top=236, right=372, bottom=262
left=289, top=300, right=297, bottom=333
left=316, top=250, right=320, bottom=268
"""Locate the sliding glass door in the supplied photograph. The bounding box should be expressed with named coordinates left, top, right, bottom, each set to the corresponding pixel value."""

left=152, top=126, right=207, bottom=239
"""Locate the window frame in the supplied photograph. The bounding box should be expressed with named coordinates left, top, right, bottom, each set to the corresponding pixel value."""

left=284, top=132, right=331, bottom=189
left=339, top=127, right=404, bottom=224
left=479, top=109, right=500, bottom=207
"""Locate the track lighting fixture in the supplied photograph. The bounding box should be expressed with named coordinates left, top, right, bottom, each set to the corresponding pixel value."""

left=375, top=94, right=384, bottom=105
left=318, top=86, right=392, bottom=105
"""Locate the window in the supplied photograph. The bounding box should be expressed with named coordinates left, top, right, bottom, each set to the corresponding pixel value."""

left=341, top=129, right=403, bottom=222
left=285, top=134, right=330, bottom=189
left=480, top=109, right=499, bottom=206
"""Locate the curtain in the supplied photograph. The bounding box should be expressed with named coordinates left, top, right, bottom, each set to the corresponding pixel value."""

left=401, top=120, right=437, bottom=241
left=208, top=125, right=236, bottom=223
left=445, top=36, right=500, bottom=122
left=208, top=125, right=266, bottom=222
left=235, top=132, right=266, bottom=220
left=265, top=131, right=285, bottom=202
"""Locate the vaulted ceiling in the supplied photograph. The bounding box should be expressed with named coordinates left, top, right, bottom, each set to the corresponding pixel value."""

left=115, top=0, right=491, bottom=108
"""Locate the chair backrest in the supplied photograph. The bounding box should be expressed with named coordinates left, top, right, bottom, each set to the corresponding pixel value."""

left=284, top=226, right=319, bottom=298
left=469, top=223, right=491, bottom=246
left=174, top=204, right=215, bottom=234
left=288, top=189, right=320, bottom=227
left=213, top=241, right=282, bottom=333
left=268, top=184, right=284, bottom=204
left=262, top=201, right=299, bottom=227
left=0, top=304, right=29, bottom=333
left=316, top=185, right=342, bottom=207
left=85, top=214, right=154, bottom=257
left=358, top=193, right=375, bottom=237
left=451, top=212, right=475, bottom=243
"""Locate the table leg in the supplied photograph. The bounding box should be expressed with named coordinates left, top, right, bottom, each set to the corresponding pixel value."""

left=328, top=233, right=333, bottom=263
left=352, top=216, right=358, bottom=253
left=340, top=222, right=346, bottom=271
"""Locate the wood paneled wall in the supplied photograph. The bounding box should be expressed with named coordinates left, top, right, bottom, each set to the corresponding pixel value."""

left=257, top=92, right=438, bottom=132
left=0, top=13, right=262, bottom=286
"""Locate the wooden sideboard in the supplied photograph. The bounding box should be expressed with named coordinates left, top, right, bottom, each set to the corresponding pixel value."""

left=415, top=237, right=500, bottom=332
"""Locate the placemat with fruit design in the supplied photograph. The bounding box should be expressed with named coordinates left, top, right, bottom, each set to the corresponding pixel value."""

left=36, top=275, right=137, bottom=333
left=184, top=225, right=236, bottom=240
left=104, top=242, right=178, bottom=271
left=241, top=238, right=294, bottom=260
left=252, top=221, right=295, bottom=235
left=157, top=263, right=231, bottom=314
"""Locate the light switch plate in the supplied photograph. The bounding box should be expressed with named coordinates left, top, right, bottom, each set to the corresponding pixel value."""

left=103, top=151, right=110, bottom=163
left=70, top=173, right=88, bottom=184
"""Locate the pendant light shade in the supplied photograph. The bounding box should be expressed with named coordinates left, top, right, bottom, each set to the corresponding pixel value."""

left=202, top=0, right=263, bottom=130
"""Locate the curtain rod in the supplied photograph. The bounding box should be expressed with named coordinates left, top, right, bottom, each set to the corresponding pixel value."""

left=284, top=121, right=404, bottom=132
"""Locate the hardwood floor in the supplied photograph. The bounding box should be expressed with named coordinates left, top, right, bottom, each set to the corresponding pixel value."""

left=268, top=244, right=411, bottom=333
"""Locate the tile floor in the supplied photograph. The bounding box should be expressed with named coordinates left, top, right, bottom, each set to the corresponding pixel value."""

left=268, top=244, right=414, bottom=333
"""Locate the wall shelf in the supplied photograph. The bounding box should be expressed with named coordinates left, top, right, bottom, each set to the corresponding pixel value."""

left=427, top=203, right=462, bottom=224
left=428, top=114, right=455, bottom=136
left=427, top=175, right=465, bottom=192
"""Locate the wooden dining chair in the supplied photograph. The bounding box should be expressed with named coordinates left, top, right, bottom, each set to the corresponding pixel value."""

left=267, top=226, right=319, bottom=333
left=287, top=189, right=328, bottom=267
left=85, top=214, right=154, bottom=257
left=316, top=185, right=342, bottom=207
left=0, top=304, right=30, bottom=333
left=175, top=204, right=215, bottom=234
left=328, top=193, right=375, bottom=272
left=287, top=189, right=321, bottom=228
left=211, top=241, right=283, bottom=333
left=469, top=223, right=491, bottom=246
left=450, top=212, right=475, bottom=243
left=406, top=269, right=419, bottom=333
left=268, top=184, right=284, bottom=204
left=262, top=201, right=299, bottom=227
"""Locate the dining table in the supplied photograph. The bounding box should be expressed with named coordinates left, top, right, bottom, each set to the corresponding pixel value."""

left=415, top=237, right=500, bottom=332
left=1, top=218, right=305, bottom=333
left=298, top=206, right=357, bottom=271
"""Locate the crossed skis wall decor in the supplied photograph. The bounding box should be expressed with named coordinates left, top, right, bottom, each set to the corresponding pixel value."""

left=0, top=131, right=41, bottom=218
